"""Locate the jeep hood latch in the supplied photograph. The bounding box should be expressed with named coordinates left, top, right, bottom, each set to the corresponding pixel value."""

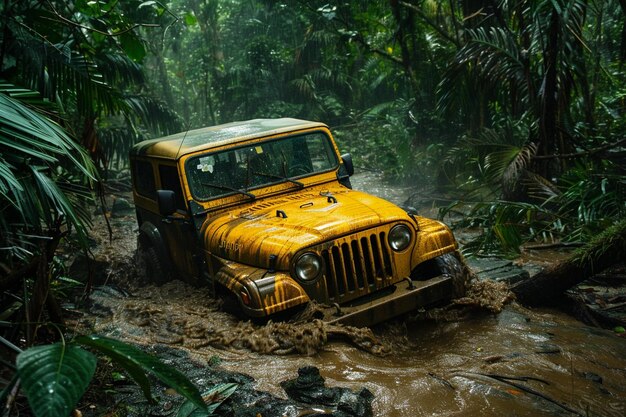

left=320, top=191, right=337, bottom=204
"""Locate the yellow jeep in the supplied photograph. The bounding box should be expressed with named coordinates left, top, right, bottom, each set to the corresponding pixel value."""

left=130, top=118, right=468, bottom=326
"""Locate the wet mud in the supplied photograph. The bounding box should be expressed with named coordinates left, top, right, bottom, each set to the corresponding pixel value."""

left=72, top=172, right=626, bottom=416
left=87, top=282, right=387, bottom=356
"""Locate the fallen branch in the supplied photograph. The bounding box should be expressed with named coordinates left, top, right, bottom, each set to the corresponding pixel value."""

left=511, top=220, right=626, bottom=306
left=522, top=242, right=584, bottom=251
left=532, top=137, right=626, bottom=160
left=454, top=371, right=583, bottom=416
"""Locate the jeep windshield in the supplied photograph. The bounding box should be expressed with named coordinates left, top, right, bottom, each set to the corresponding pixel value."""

left=185, top=131, right=339, bottom=201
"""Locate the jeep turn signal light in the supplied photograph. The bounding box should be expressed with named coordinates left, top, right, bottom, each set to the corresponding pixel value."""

left=240, top=289, right=251, bottom=305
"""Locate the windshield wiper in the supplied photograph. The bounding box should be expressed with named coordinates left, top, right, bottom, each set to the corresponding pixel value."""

left=252, top=171, right=304, bottom=189
left=201, top=182, right=256, bottom=200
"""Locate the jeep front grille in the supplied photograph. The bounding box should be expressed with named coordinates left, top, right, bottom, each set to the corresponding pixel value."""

left=320, top=232, right=394, bottom=302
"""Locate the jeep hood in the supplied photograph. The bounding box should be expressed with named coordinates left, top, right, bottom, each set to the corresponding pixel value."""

left=203, top=188, right=410, bottom=269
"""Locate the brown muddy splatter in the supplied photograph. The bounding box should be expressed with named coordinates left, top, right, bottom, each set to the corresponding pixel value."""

left=89, top=280, right=389, bottom=356
left=396, top=279, right=514, bottom=325
left=453, top=279, right=515, bottom=313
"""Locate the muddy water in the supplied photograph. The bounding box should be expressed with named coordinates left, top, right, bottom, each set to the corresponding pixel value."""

left=84, top=171, right=626, bottom=416
left=227, top=308, right=626, bottom=417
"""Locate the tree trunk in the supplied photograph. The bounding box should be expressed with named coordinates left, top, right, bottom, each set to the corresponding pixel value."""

left=511, top=220, right=626, bottom=306
left=25, top=220, right=66, bottom=344
left=535, top=7, right=560, bottom=180
left=619, top=0, right=626, bottom=63
left=390, top=0, right=420, bottom=98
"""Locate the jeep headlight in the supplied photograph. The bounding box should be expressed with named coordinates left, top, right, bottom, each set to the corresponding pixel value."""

left=295, top=252, right=323, bottom=283
left=388, top=224, right=412, bottom=251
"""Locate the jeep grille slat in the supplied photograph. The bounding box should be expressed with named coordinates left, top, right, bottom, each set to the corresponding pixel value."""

left=337, top=245, right=349, bottom=294
left=361, top=237, right=375, bottom=286
left=321, top=231, right=394, bottom=302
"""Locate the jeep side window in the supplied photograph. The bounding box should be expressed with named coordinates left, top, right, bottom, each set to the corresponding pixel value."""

left=132, top=160, right=156, bottom=200
left=158, top=165, right=186, bottom=211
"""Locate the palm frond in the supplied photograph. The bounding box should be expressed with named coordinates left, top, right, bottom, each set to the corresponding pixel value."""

left=0, top=93, right=97, bottom=261
left=460, top=27, right=527, bottom=94
left=123, top=94, right=184, bottom=136
left=524, top=170, right=561, bottom=201
left=437, top=26, right=528, bottom=115
left=0, top=93, right=96, bottom=179
left=290, top=76, right=316, bottom=100
left=502, top=142, right=537, bottom=190
left=97, top=126, right=142, bottom=170
left=8, top=21, right=127, bottom=117
left=95, top=53, right=145, bottom=88
left=0, top=157, right=23, bottom=204
left=362, top=101, right=397, bottom=121
left=309, top=67, right=334, bottom=84
left=308, top=29, right=337, bottom=46
left=31, top=167, right=88, bottom=244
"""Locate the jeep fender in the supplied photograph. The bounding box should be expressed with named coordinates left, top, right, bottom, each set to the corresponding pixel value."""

left=138, top=222, right=173, bottom=273
left=212, top=256, right=310, bottom=317
left=411, top=218, right=458, bottom=266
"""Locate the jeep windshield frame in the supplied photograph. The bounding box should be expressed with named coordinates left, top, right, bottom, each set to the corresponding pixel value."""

left=185, top=131, right=339, bottom=202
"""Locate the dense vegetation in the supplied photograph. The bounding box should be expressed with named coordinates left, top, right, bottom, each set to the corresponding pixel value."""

left=1, top=0, right=625, bottom=415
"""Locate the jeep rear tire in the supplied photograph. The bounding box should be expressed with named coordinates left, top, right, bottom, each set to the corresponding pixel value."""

left=137, top=238, right=169, bottom=285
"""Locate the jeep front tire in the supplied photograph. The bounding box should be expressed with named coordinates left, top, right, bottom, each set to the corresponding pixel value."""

left=411, top=251, right=471, bottom=298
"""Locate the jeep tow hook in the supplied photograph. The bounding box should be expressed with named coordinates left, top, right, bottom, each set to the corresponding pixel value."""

left=403, top=277, right=415, bottom=290
left=332, top=303, right=343, bottom=317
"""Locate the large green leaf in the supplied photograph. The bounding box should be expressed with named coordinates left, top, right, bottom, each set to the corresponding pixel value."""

left=0, top=92, right=96, bottom=180
left=120, top=32, right=146, bottom=62
left=177, top=383, right=239, bottom=417
left=16, top=343, right=97, bottom=417
left=31, top=167, right=89, bottom=246
left=74, top=335, right=206, bottom=411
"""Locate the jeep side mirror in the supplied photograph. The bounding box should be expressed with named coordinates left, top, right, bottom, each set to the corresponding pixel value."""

left=341, top=153, right=354, bottom=176
left=157, top=189, right=177, bottom=216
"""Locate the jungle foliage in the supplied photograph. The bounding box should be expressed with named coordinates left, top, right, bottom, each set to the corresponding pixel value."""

left=1, top=0, right=625, bottom=415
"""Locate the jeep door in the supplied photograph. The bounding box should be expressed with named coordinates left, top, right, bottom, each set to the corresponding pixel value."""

left=157, top=163, right=202, bottom=281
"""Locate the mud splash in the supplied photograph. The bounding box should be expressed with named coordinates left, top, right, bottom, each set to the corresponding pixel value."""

left=83, top=212, right=507, bottom=359
left=402, top=279, right=515, bottom=323
left=88, top=281, right=388, bottom=356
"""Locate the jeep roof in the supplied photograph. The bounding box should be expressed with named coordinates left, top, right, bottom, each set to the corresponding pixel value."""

left=129, top=118, right=327, bottom=160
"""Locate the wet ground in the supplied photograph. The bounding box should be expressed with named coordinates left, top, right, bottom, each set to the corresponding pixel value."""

left=72, top=170, right=626, bottom=417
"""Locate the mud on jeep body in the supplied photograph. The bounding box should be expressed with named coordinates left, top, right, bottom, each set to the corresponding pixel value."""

left=130, top=118, right=468, bottom=327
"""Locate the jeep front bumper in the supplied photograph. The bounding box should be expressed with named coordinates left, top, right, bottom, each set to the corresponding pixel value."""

left=321, top=275, right=453, bottom=327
